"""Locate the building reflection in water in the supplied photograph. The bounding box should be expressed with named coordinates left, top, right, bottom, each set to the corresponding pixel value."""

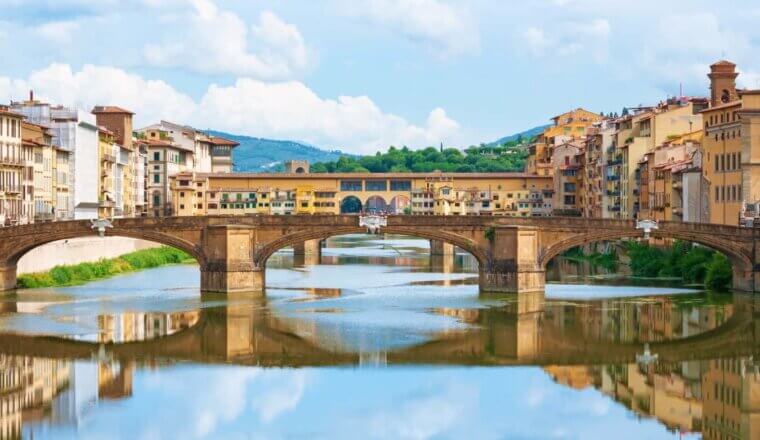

left=0, top=308, right=201, bottom=439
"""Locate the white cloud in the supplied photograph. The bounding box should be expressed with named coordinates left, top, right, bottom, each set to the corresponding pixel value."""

left=340, top=0, right=479, bottom=57
left=0, top=63, right=460, bottom=154
left=522, top=19, right=610, bottom=62
left=200, top=78, right=460, bottom=153
left=37, top=20, right=81, bottom=42
left=362, top=383, right=477, bottom=439
left=250, top=370, right=308, bottom=423
left=144, top=2, right=311, bottom=78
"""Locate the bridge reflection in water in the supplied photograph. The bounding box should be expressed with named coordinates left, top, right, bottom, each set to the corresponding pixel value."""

left=0, top=292, right=759, bottom=437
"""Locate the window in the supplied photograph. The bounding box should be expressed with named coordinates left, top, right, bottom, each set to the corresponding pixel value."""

left=236, top=193, right=242, bottom=201
left=301, top=202, right=308, bottom=208
left=715, top=187, right=720, bottom=202
left=365, top=180, right=387, bottom=191
left=390, top=180, right=411, bottom=191
left=179, top=192, right=185, bottom=197
left=179, top=204, right=185, bottom=210
left=340, top=180, right=362, bottom=191
left=153, top=152, right=160, bottom=161
left=249, top=193, right=256, bottom=200
left=563, top=183, right=576, bottom=192
left=153, top=194, right=160, bottom=207
left=442, top=187, right=451, bottom=195
left=153, top=174, right=160, bottom=183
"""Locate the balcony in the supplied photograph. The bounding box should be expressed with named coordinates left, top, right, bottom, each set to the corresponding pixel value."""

left=606, top=174, right=620, bottom=181
left=0, top=156, right=23, bottom=167
left=606, top=190, right=620, bottom=197
left=1, top=185, right=21, bottom=194
left=102, top=153, right=116, bottom=163
left=608, top=206, right=621, bottom=212
left=607, top=158, right=623, bottom=166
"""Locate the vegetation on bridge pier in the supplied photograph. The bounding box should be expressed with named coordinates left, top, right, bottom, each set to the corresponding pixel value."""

left=17, top=247, right=194, bottom=289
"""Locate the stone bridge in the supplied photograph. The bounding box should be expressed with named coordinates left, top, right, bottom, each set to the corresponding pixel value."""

left=0, top=215, right=758, bottom=293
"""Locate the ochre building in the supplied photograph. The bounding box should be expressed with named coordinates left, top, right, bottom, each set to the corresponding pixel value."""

left=170, top=170, right=554, bottom=217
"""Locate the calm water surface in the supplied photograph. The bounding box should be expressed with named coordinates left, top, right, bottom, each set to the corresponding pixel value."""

left=0, top=235, right=757, bottom=439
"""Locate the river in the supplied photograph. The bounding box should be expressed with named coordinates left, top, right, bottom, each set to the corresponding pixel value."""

left=0, top=234, right=756, bottom=439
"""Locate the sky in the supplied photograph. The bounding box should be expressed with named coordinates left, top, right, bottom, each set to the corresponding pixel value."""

left=1, top=0, right=759, bottom=154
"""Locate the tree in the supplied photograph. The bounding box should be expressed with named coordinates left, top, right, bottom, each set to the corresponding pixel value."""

left=705, top=253, right=732, bottom=290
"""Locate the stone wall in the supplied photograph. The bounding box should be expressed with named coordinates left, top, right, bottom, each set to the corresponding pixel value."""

left=17, top=237, right=160, bottom=274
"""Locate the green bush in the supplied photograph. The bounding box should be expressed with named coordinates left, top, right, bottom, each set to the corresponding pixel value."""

left=16, top=246, right=194, bottom=289
left=705, top=253, right=732, bottom=291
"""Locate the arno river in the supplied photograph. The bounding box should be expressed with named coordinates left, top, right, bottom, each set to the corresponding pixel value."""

left=0, top=235, right=757, bottom=439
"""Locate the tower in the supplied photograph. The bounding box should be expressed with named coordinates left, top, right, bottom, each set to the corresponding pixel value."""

left=708, top=60, right=739, bottom=107
left=284, top=160, right=309, bottom=174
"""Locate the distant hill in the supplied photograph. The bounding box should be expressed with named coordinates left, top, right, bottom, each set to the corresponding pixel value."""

left=207, top=131, right=349, bottom=172
left=487, top=125, right=550, bottom=147
left=209, top=124, right=549, bottom=173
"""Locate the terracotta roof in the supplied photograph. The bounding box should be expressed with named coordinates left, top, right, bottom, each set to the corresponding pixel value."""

left=0, top=107, right=24, bottom=118
left=700, top=100, right=742, bottom=113
left=92, top=106, right=134, bottom=115
left=207, top=136, right=239, bottom=147
left=711, top=60, right=736, bottom=67
left=145, top=139, right=179, bottom=148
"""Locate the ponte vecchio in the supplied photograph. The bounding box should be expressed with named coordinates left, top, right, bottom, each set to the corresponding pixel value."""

left=1, top=215, right=759, bottom=294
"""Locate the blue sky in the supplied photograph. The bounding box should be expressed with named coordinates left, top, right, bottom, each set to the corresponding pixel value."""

left=1, top=0, right=759, bottom=153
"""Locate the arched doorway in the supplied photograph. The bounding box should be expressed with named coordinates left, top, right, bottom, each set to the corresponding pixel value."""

left=389, top=195, right=410, bottom=214
left=340, top=196, right=363, bottom=214
left=364, top=196, right=387, bottom=213
left=295, top=167, right=306, bottom=173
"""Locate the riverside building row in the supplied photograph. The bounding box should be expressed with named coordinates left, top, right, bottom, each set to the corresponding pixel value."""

left=525, top=59, right=760, bottom=227
left=0, top=94, right=239, bottom=225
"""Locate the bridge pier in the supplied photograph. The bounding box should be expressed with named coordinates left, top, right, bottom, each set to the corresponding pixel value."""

left=0, top=265, right=16, bottom=291
left=430, top=240, right=455, bottom=257
left=293, top=239, right=322, bottom=266
left=200, top=225, right=263, bottom=294
left=430, top=239, right=455, bottom=273
left=732, top=267, right=760, bottom=293
left=479, top=227, right=545, bottom=294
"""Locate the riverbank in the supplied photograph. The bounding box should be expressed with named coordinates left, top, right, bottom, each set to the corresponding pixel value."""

left=17, top=247, right=194, bottom=289
left=17, top=237, right=159, bottom=274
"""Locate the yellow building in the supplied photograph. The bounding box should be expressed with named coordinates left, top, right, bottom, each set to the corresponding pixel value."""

left=53, top=146, right=71, bottom=220
left=701, top=61, right=760, bottom=226
left=21, top=121, right=55, bottom=222
left=527, top=108, right=603, bottom=177
left=98, top=128, right=118, bottom=218
left=171, top=171, right=553, bottom=217
left=0, top=107, right=25, bottom=226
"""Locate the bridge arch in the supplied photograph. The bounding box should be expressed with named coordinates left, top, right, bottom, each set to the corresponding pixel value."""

left=340, top=196, right=363, bottom=214
left=4, top=228, right=205, bottom=269
left=364, top=195, right=388, bottom=213
left=538, top=229, right=754, bottom=286
left=253, top=226, right=487, bottom=271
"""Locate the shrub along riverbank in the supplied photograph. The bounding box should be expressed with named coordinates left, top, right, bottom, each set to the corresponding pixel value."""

left=561, top=240, right=732, bottom=290
left=625, top=241, right=732, bottom=290
left=17, top=247, right=194, bottom=289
